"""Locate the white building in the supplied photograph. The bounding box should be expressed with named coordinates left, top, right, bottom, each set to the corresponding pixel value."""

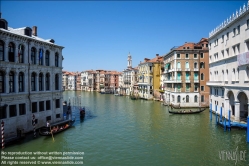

left=0, top=16, right=64, bottom=139
left=81, top=71, right=89, bottom=91
left=68, top=73, right=77, bottom=90
left=207, top=2, right=249, bottom=122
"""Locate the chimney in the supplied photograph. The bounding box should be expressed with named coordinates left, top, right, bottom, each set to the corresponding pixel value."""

left=32, top=26, right=37, bottom=36
left=156, top=54, right=159, bottom=56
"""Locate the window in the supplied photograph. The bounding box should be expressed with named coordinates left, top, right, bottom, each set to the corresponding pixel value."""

left=19, top=72, right=24, bottom=92
left=247, top=19, right=249, bottom=28
left=9, top=71, right=14, bottom=93
left=0, top=40, right=4, bottom=61
left=9, top=105, right=17, bottom=117
left=185, top=54, right=189, bottom=58
left=200, top=53, right=204, bottom=58
left=8, top=42, right=15, bottom=62
left=187, top=47, right=189, bottom=49
left=0, top=106, right=7, bottom=119
left=200, top=62, right=204, bottom=68
left=177, top=54, right=180, bottom=58
left=46, top=73, right=50, bottom=90
left=55, top=74, right=59, bottom=90
left=206, top=44, right=208, bottom=48
left=194, top=84, right=198, bottom=91
left=233, top=28, right=236, bottom=36
left=226, top=32, right=229, bottom=40
left=19, top=103, right=26, bottom=115
left=32, top=102, right=37, bottom=113
left=201, top=86, right=204, bottom=91
left=221, top=50, right=224, bottom=57
left=56, top=99, right=60, bottom=108
left=55, top=52, right=59, bottom=67
left=201, top=73, right=204, bottom=80
left=194, top=95, right=198, bottom=103
left=221, top=89, right=224, bottom=98
left=18, top=45, right=24, bottom=63
left=39, top=73, right=43, bottom=91
left=46, top=116, right=51, bottom=121
left=39, top=48, right=43, bottom=65
left=237, top=25, right=240, bottom=35
left=194, top=54, right=197, bottom=58
left=185, top=62, right=189, bottom=69
left=0, top=71, right=4, bottom=93
left=46, top=100, right=51, bottom=110
left=56, top=114, right=61, bottom=118
left=177, top=95, right=180, bottom=103
left=226, top=48, right=229, bottom=57
left=222, top=35, right=224, bottom=43
left=186, top=95, right=189, bottom=103
left=194, top=62, right=197, bottom=69
left=39, top=101, right=44, bottom=112
left=31, top=47, right=36, bottom=64
left=45, top=50, right=49, bottom=66
left=201, top=95, right=204, bottom=102
left=31, top=73, right=36, bottom=91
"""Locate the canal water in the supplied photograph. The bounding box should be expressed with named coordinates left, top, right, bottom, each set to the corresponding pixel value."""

left=3, top=91, right=249, bottom=166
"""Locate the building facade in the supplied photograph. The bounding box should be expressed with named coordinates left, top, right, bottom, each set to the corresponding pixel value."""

left=163, top=38, right=209, bottom=107
left=0, top=17, right=64, bottom=138
left=207, top=2, right=249, bottom=122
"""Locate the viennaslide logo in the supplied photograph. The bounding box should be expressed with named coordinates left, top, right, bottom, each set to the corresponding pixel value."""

left=218, top=134, right=247, bottom=165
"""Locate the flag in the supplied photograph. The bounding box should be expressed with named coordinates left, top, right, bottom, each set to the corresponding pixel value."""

left=39, top=47, right=43, bottom=59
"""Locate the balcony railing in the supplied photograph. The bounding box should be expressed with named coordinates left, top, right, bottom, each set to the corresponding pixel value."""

left=185, top=79, right=190, bottom=83
left=194, top=68, right=199, bottom=71
left=185, top=68, right=190, bottom=71
left=177, top=68, right=181, bottom=71
left=194, top=79, right=199, bottom=83
left=176, top=79, right=181, bottom=82
left=185, top=89, right=190, bottom=92
left=176, top=89, right=181, bottom=92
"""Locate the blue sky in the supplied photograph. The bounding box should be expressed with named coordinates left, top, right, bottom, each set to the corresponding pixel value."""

left=1, top=1, right=246, bottom=72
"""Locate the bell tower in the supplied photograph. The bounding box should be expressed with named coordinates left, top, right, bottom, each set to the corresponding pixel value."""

left=127, top=52, right=132, bottom=68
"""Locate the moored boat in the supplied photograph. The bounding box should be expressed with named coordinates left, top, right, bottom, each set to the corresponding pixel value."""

left=39, top=119, right=75, bottom=136
left=80, top=107, right=86, bottom=118
left=168, top=109, right=205, bottom=114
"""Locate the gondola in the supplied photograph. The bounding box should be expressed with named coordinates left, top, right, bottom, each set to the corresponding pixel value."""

left=80, top=107, right=86, bottom=118
left=39, top=119, right=75, bottom=136
left=168, top=108, right=205, bottom=114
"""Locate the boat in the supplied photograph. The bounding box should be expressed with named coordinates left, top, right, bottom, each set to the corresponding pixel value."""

left=80, top=107, right=86, bottom=118
left=39, top=119, right=75, bottom=136
left=168, top=108, right=205, bottom=114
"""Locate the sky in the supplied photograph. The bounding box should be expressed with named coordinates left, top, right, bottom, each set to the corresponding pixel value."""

left=1, top=0, right=246, bottom=72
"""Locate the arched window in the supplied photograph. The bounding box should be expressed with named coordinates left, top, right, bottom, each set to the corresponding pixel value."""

left=186, top=95, right=189, bottom=103
left=55, top=74, right=59, bottom=90
left=8, top=42, right=15, bottom=62
left=0, top=71, right=4, bottom=93
left=177, top=62, right=181, bottom=69
left=31, top=73, right=36, bottom=91
left=45, top=50, right=50, bottom=66
left=18, top=44, right=24, bottom=63
left=18, top=72, right=24, bottom=92
left=39, top=48, right=43, bottom=65
left=200, top=62, right=204, bottom=68
left=46, top=73, right=50, bottom=91
left=201, top=73, right=204, bottom=80
left=177, top=95, right=181, bottom=103
left=185, top=62, right=189, bottom=69
left=9, top=71, right=14, bottom=93
left=31, top=47, right=36, bottom=64
left=0, top=40, right=4, bottom=61
left=39, top=73, right=43, bottom=91
left=194, top=62, right=197, bottom=69
left=55, top=52, right=59, bottom=67
left=194, top=95, right=198, bottom=103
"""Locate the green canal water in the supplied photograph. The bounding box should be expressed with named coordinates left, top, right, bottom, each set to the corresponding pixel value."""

left=2, top=91, right=249, bottom=166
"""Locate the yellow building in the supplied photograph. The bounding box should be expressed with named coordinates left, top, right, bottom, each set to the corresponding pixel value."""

left=137, top=54, right=163, bottom=100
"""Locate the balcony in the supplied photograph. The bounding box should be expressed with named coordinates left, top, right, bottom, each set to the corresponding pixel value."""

left=194, top=68, right=199, bottom=71
left=185, top=79, right=190, bottom=83
left=206, top=81, right=223, bottom=86
left=176, top=79, right=182, bottom=83
left=185, top=68, right=190, bottom=71
left=194, top=79, right=199, bottom=83
left=176, top=89, right=181, bottom=92
left=185, top=89, right=190, bottom=92
left=177, top=68, right=181, bottom=71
